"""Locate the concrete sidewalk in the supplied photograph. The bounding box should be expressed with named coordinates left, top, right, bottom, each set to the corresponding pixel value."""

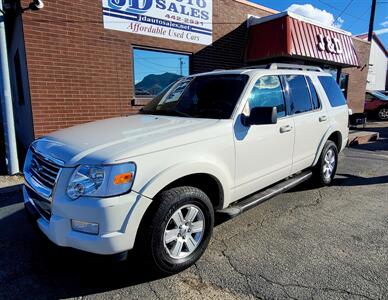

left=0, top=175, right=23, bottom=190
left=348, top=120, right=388, bottom=146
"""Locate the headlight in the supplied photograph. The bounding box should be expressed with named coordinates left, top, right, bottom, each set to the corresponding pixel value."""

left=67, top=162, right=136, bottom=200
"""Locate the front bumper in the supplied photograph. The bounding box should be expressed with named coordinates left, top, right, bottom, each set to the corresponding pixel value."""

left=23, top=186, right=152, bottom=255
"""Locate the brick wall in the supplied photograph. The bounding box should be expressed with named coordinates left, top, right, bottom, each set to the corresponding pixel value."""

left=21, top=0, right=275, bottom=137
left=343, top=38, right=371, bottom=113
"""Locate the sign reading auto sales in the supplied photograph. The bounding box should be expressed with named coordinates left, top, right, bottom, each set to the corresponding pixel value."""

left=102, top=0, right=213, bottom=45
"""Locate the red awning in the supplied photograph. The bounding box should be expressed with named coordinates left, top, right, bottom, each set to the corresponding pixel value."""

left=246, top=13, right=359, bottom=67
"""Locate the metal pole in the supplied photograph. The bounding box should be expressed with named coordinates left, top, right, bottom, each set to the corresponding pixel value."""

left=0, top=0, right=19, bottom=174
left=367, top=0, right=377, bottom=41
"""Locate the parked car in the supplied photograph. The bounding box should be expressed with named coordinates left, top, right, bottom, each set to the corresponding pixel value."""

left=23, top=64, right=349, bottom=274
left=364, top=91, right=388, bottom=121
left=377, top=90, right=388, bottom=96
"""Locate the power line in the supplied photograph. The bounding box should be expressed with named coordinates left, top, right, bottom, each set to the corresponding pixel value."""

left=334, top=0, right=354, bottom=24
left=317, top=0, right=368, bottom=22
left=346, top=8, right=371, bottom=31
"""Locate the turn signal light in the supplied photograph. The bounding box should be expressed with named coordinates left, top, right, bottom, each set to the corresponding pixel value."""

left=114, top=172, right=133, bottom=185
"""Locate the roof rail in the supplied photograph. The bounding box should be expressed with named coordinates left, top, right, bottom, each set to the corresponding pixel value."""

left=244, top=63, right=323, bottom=72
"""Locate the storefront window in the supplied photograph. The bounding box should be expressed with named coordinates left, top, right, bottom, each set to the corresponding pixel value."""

left=133, top=48, right=190, bottom=97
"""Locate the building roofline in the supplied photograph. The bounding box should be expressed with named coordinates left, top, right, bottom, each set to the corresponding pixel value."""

left=356, top=32, right=388, bottom=56
left=233, top=0, right=279, bottom=14
left=248, top=11, right=352, bottom=36
left=351, top=36, right=371, bottom=43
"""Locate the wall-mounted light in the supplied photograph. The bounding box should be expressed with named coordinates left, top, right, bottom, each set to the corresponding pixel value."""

left=23, top=0, right=44, bottom=12
left=2, top=0, right=44, bottom=15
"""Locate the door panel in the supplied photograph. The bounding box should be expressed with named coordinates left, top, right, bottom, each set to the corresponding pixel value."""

left=233, top=75, right=294, bottom=200
left=234, top=117, right=295, bottom=200
left=292, top=111, right=328, bottom=172
left=282, top=75, right=330, bottom=173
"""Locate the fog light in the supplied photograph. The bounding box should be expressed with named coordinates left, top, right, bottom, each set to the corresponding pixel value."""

left=71, top=220, right=99, bottom=235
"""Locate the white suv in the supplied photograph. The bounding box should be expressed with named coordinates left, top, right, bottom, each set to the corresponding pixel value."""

left=23, top=64, right=349, bottom=274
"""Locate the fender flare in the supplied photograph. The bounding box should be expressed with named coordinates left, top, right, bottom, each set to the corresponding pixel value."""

left=135, top=161, right=231, bottom=207
left=312, top=126, right=342, bottom=166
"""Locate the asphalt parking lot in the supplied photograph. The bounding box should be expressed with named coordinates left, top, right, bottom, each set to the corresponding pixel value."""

left=0, top=124, right=387, bottom=300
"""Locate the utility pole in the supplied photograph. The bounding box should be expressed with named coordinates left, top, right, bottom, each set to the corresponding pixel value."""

left=368, top=0, right=377, bottom=41
left=0, top=0, right=19, bottom=175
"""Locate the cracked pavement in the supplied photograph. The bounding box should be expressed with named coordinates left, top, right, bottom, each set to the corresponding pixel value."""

left=0, top=124, right=387, bottom=300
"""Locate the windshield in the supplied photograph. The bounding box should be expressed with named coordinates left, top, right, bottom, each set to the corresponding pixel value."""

left=140, top=74, right=249, bottom=119
left=369, top=91, right=388, bottom=101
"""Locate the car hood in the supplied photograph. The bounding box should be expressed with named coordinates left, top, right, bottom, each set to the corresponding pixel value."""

left=32, top=114, right=221, bottom=166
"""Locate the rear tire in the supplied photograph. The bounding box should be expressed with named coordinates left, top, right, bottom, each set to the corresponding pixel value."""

left=313, top=140, right=338, bottom=186
left=136, top=186, right=214, bottom=275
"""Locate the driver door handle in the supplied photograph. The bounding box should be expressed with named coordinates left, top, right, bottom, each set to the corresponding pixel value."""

left=280, top=125, right=293, bottom=133
left=319, top=115, right=328, bottom=122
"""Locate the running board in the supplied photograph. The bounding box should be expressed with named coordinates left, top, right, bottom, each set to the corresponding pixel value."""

left=216, top=170, right=312, bottom=220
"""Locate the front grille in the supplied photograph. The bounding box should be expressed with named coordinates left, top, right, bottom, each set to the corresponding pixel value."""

left=26, top=185, right=51, bottom=220
left=29, top=151, right=61, bottom=196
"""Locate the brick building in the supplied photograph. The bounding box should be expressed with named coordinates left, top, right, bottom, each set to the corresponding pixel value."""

left=1, top=0, right=370, bottom=169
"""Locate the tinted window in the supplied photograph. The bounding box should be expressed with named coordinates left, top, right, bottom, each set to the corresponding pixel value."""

left=141, top=74, right=249, bottom=119
left=306, top=77, right=320, bottom=110
left=285, top=75, right=312, bottom=114
left=318, top=76, right=347, bottom=107
left=248, top=76, right=286, bottom=117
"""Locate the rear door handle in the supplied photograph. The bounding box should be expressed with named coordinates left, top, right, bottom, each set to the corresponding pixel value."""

left=280, top=125, right=293, bottom=133
left=319, top=115, right=328, bottom=122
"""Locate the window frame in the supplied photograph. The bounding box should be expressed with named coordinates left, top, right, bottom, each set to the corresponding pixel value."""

left=244, top=74, right=288, bottom=119
left=131, top=46, right=192, bottom=101
left=305, top=76, right=322, bottom=112
left=317, top=75, right=347, bottom=108
left=282, top=74, right=318, bottom=116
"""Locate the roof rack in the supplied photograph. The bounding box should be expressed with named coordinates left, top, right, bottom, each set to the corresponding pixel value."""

left=244, top=63, right=323, bottom=72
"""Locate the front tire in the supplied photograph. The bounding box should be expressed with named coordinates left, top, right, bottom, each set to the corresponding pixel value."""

left=377, top=107, right=388, bottom=121
left=313, top=140, right=338, bottom=186
left=137, top=186, right=214, bottom=275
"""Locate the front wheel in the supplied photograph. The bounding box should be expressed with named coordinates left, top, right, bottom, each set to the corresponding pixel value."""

left=313, top=140, right=338, bottom=186
left=377, top=107, right=388, bottom=121
left=137, top=186, right=214, bottom=275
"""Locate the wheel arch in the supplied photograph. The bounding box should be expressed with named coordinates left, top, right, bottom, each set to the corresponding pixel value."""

left=160, top=173, right=224, bottom=210
left=312, top=128, right=343, bottom=166
left=135, top=162, right=231, bottom=210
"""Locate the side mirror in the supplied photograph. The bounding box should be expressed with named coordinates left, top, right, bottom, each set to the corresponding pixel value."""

left=242, top=107, right=278, bottom=126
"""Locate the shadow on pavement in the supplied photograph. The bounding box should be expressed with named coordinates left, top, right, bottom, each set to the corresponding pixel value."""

left=0, top=187, right=171, bottom=299
left=334, top=173, right=388, bottom=186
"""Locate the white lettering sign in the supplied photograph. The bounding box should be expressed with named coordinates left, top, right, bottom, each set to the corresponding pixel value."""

left=317, top=34, right=343, bottom=54
left=102, top=0, right=213, bottom=45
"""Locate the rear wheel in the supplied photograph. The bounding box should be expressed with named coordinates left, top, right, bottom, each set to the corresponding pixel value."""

left=137, top=186, right=214, bottom=274
left=313, top=140, right=338, bottom=186
left=377, top=107, right=388, bottom=121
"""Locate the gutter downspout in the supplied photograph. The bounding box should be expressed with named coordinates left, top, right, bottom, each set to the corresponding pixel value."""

left=0, top=0, right=19, bottom=174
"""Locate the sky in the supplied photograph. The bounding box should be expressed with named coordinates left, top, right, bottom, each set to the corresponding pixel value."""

left=133, top=48, right=190, bottom=84
left=250, top=0, right=388, bottom=48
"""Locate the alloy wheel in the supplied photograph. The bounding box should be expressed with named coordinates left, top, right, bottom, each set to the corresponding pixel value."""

left=163, top=204, right=205, bottom=259
left=378, top=108, right=388, bottom=120
left=323, top=148, right=336, bottom=179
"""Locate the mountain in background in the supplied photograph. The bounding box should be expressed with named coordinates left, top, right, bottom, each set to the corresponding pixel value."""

left=135, top=72, right=182, bottom=95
